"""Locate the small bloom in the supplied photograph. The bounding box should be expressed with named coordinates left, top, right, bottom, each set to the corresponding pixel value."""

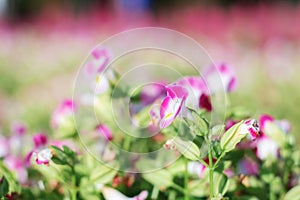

left=203, top=62, right=237, bottom=93
left=188, top=161, right=207, bottom=178
left=51, top=99, right=75, bottom=129
left=33, top=148, right=53, bottom=165
left=96, top=124, right=113, bottom=141
left=33, top=133, right=48, bottom=149
left=242, top=119, right=260, bottom=140
left=11, top=122, right=26, bottom=136
left=102, top=187, right=148, bottom=200
left=159, top=85, right=188, bottom=128
left=256, top=136, right=279, bottom=160
left=238, top=158, right=259, bottom=175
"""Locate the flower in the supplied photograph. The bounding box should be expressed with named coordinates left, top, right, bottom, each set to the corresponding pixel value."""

left=238, top=157, right=259, bottom=175
left=84, top=47, right=112, bottom=95
left=32, top=148, right=53, bottom=165
left=159, top=85, right=188, bottom=128
left=4, top=156, right=28, bottom=184
left=96, top=124, right=113, bottom=141
left=203, top=62, right=237, bottom=93
left=51, top=99, right=75, bottom=129
left=176, top=76, right=212, bottom=111
left=255, top=136, right=279, bottom=160
left=33, top=133, right=48, bottom=149
left=188, top=161, right=207, bottom=178
left=102, top=187, right=148, bottom=200
left=140, top=83, right=166, bottom=106
left=243, top=119, right=260, bottom=140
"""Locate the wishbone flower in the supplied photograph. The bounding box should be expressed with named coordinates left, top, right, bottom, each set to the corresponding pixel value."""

left=203, top=62, right=237, bottom=93
left=102, top=187, right=148, bottom=200
left=33, top=148, right=53, bottom=165
left=159, top=85, right=188, bottom=129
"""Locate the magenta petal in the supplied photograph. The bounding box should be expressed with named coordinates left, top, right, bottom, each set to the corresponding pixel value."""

left=33, top=133, right=48, bottom=148
left=259, top=114, right=274, bottom=130
left=199, top=93, right=212, bottom=111
left=96, top=124, right=113, bottom=141
left=166, top=85, right=188, bottom=99
left=160, top=96, right=172, bottom=119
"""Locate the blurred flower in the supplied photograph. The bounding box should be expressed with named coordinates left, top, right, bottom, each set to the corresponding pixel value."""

left=159, top=85, right=188, bottom=128
left=188, top=161, right=207, bottom=178
left=4, top=156, right=28, bottom=184
left=140, top=83, right=166, bottom=106
left=91, top=47, right=111, bottom=73
left=256, top=136, right=279, bottom=160
left=203, top=62, right=237, bottom=93
left=0, top=135, right=9, bottom=157
left=32, top=148, right=53, bottom=165
left=243, top=119, right=260, bottom=140
left=51, top=99, right=75, bottom=129
left=10, top=122, right=27, bottom=136
left=96, top=124, right=113, bottom=141
left=238, top=157, right=259, bottom=175
left=102, top=187, right=148, bottom=200
left=176, top=77, right=211, bottom=111
left=33, top=133, right=48, bottom=149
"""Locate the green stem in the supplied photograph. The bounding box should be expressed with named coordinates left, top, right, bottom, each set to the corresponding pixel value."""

left=208, top=139, right=214, bottom=198
left=213, top=151, right=225, bottom=169
left=184, top=158, right=189, bottom=200
left=171, top=183, right=185, bottom=194
left=123, top=134, right=131, bottom=151
left=70, top=167, right=77, bottom=200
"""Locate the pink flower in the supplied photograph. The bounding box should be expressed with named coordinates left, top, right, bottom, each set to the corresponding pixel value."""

left=84, top=47, right=112, bottom=95
left=203, top=62, right=237, bottom=93
left=243, top=119, right=260, bottom=140
left=96, top=124, right=113, bottom=141
left=51, top=99, right=75, bottom=129
left=188, top=161, right=207, bottom=178
left=259, top=114, right=274, bottom=134
left=10, top=122, right=26, bottom=136
left=140, top=83, right=166, bottom=106
left=255, top=135, right=279, bottom=160
left=4, top=156, right=28, bottom=184
left=33, top=133, right=48, bottom=149
left=159, top=85, right=188, bottom=128
left=176, top=77, right=212, bottom=111
left=0, top=135, right=9, bottom=157
left=238, top=157, right=259, bottom=175
left=91, top=47, right=111, bottom=73
left=32, top=148, right=53, bottom=165
left=102, top=187, right=148, bottom=200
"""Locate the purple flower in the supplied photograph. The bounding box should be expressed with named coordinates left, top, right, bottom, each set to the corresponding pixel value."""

left=96, top=124, right=113, bottom=141
left=140, top=83, right=166, bottom=106
left=159, top=85, right=188, bottom=128
left=238, top=157, right=259, bottom=175
left=203, top=62, right=237, bottom=93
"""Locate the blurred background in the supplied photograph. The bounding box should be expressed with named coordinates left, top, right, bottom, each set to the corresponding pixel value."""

left=0, top=0, right=300, bottom=141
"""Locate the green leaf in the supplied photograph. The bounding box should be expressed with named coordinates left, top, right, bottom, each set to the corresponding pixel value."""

left=191, top=112, right=209, bottom=136
left=89, top=163, right=119, bottom=185
left=142, top=169, right=173, bottom=189
left=0, top=176, right=9, bottom=197
left=264, top=122, right=287, bottom=148
left=284, top=185, right=300, bottom=200
left=213, top=172, right=229, bottom=196
left=173, top=137, right=200, bottom=161
left=0, top=162, right=20, bottom=194
left=189, top=179, right=209, bottom=197
left=220, top=121, right=246, bottom=153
